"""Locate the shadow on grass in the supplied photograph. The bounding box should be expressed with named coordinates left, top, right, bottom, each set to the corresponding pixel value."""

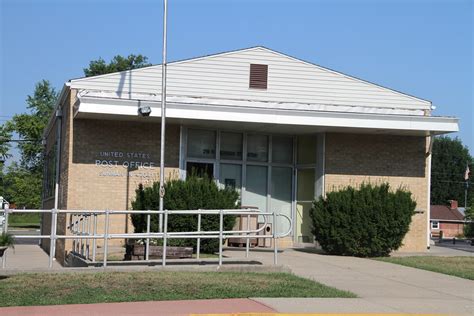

left=8, top=224, right=40, bottom=229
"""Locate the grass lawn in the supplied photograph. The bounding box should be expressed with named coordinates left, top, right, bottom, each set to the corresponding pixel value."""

left=8, top=213, right=40, bottom=229
left=376, top=256, right=474, bottom=280
left=0, top=271, right=355, bottom=307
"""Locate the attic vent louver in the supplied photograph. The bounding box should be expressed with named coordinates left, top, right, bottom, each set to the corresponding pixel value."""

left=249, top=64, right=268, bottom=89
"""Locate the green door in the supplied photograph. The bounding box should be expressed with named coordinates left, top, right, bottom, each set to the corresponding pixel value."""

left=296, top=168, right=315, bottom=243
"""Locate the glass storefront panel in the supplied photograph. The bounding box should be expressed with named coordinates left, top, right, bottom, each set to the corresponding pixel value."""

left=297, top=135, right=317, bottom=164
left=187, top=129, right=216, bottom=159
left=271, top=167, right=292, bottom=234
left=243, top=165, right=267, bottom=213
left=219, top=163, right=242, bottom=193
left=186, top=162, right=214, bottom=179
left=296, top=168, right=315, bottom=243
left=220, top=132, right=243, bottom=160
left=272, top=136, right=293, bottom=164
left=185, top=129, right=305, bottom=240
left=247, top=134, right=268, bottom=162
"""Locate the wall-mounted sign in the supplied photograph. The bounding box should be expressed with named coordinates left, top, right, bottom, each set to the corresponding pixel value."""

left=95, top=151, right=157, bottom=180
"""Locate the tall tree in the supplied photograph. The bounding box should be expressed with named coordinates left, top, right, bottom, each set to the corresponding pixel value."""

left=1, top=80, right=57, bottom=207
left=10, top=80, right=58, bottom=173
left=464, top=198, right=474, bottom=238
left=0, top=124, right=12, bottom=163
left=0, top=124, right=12, bottom=198
left=83, top=54, right=151, bottom=77
left=3, top=54, right=150, bottom=207
left=431, top=136, right=473, bottom=205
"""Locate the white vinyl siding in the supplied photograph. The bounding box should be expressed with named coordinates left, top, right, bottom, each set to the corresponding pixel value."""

left=71, top=47, right=430, bottom=111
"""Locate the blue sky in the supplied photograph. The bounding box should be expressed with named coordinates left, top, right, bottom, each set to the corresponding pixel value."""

left=1, top=0, right=473, bottom=156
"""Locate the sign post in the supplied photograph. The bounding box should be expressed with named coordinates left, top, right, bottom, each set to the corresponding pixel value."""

left=159, top=0, right=168, bottom=266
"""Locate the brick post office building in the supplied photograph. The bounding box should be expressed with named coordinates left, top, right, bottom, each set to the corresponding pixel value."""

left=40, top=47, right=459, bottom=263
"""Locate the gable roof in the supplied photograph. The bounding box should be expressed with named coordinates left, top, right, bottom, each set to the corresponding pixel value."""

left=431, top=205, right=465, bottom=221
left=70, top=46, right=431, bottom=112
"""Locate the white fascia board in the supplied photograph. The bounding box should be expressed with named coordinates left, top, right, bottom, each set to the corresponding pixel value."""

left=430, top=219, right=465, bottom=223
left=77, top=96, right=459, bottom=134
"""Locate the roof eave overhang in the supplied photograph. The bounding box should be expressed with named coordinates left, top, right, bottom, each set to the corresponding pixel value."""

left=42, top=83, right=71, bottom=139
left=430, top=219, right=465, bottom=223
left=75, top=96, right=459, bottom=136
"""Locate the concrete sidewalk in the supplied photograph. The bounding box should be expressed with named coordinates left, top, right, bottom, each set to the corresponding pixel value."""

left=0, top=244, right=61, bottom=270
left=1, top=245, right=472, bottom=315
left=225, top=248, right=474, bottom=315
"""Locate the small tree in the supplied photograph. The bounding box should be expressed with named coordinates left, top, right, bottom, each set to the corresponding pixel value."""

left=310, top=183, right=416, bottom=257
left=131, top=176, right=239, bottom=253
left=2, top=162, right=42, bottom=209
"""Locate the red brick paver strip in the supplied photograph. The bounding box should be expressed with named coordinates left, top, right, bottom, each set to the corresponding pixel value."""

left=0, top=298, right=275, bottom=316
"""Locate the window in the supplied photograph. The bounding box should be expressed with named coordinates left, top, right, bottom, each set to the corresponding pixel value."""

left=219, top=164, right=242, bottom=192
left=243, top=165, right=267, bottom=213
left=186, top=162, right=214, bottom=179
left=220, top=132, right=242, bottom=160
left=247, top=134, right=268, bottom=162
left=187, top=129, right=216, bottom=159
left=271, top=167, right=292, bottom=234
left=431, top=221, right=439, bottom=229
left=272, top=136, right=293, bottom=164
left=297, top=135, right=317, bottom=165
left=43, top=143, right=57, bottom=199
left=184, top=129, right=297, bottom=227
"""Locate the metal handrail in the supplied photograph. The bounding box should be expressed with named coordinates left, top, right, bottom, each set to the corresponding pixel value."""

left=0, top=207, right=292, bottom=269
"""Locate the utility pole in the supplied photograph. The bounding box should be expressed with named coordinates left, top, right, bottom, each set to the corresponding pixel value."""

left=465, top=163, right=470, bottom=208
left=465, top=180, right=469, bottom=208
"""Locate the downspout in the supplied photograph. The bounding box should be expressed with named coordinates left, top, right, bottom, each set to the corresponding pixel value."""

left=51, top=107, right=63, bottom=261
left=40, top=87, right=66, bottom=247
left=40, top=139, right=47, bottom=246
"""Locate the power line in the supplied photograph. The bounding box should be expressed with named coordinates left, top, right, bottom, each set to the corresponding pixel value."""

left=432, top=179, right=472, bottom=184
left=432, top=172, right=470, bottom=176
left=0, top=139, right=40, bottom=143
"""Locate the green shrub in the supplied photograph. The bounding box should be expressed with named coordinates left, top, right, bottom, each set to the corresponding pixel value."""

left=131, top=176, right=239, bottom=253
left=0, top=233, right=15, bottom=248
left=310, top=183, right=416, bottom=257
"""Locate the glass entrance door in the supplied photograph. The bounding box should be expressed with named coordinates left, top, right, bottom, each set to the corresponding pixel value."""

left=295, top=135, right=317, bottom=243
left=296, top=168, right=315, bottom=243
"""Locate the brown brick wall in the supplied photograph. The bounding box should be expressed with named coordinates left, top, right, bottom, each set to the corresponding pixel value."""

left=437, top=222, right=464, bottom=238
left=324, top=132, right=429, bottom=252
left=68, top=118, right=180, bottom=210
left=42, top=87, right=431, bottom=262
left=42, top=88, right=181, bottom=264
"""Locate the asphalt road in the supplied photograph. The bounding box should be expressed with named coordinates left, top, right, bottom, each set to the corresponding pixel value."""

left=8, top=229, right=41, bottom=245
left=435, top=239, right=474, bottom=253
